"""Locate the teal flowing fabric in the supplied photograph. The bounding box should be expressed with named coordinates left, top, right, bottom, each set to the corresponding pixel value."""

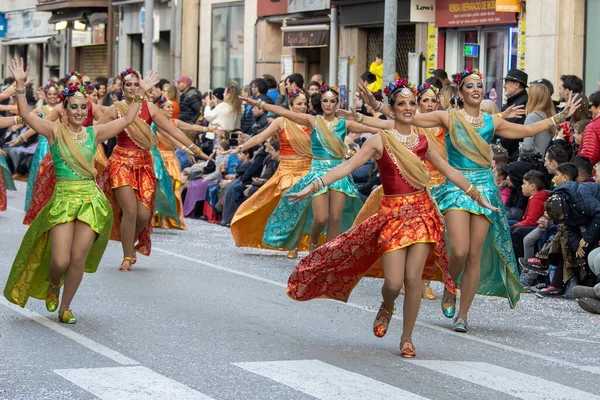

left=430, top=113, right=524, bottom=308
left=0, top=155, right=16, bottom=191
left=263, top=118, right=363, bottom=250
left=25, top=135, right=50, bottom=210
left=150, top=124, right=180, bottom=225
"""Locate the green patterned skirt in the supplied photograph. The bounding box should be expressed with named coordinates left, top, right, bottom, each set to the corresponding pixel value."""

left=4, top=180, right=113, bottom=307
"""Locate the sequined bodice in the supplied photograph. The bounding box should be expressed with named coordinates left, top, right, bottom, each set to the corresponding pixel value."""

left=50, top=126, right=96, bottom=180
left=116, top=100, right=153, bottom=149
left=377, top=133, right=429, bottom=195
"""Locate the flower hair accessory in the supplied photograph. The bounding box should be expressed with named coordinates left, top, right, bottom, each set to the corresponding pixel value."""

left=320, top=84, right=339, bottom=96
left=120, top=68, right=141, bottom=81
left=65, top=71, right=83, bottom=81
left=288, top=88, right=307, bottom=101
left=155, top=96, right=169, bottom=107
left=417, top=82, right=439, bottom=97
left=454, top=67, right=483, bottom=87
left=58, top=84, right=87, bottom=104
left=86, top=83, right=97, bottom=93
left=44, top=82, right=60, bottom=92
left=383, top=76, right=418, bottom=99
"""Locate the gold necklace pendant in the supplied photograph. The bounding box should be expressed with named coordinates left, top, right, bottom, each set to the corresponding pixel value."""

left=324, top=117, right=339, bottom=130
left=70, top=128, right=89, bottom=146
left=392, top=129, right=419, bottom=150
left=460, top=109, right=485, bottom=130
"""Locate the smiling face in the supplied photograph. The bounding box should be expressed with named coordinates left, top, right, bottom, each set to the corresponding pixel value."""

left=392, top=90, right=417, bottom=125
left=459, top=76, right=484, bottom=107
left=122, top=75, right=140, bottom=100
left=160, top=101, right=174, bottom=119
left=64, top=95, right=88, bottom=129
left=290, top=95, right=308, bottom=114
left=418, top=90, right=438, bottom=113
left=46, top=87, right=58, bottom=106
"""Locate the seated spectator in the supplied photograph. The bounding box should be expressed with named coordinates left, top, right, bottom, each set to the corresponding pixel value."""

left=544, top=145, right=569, bottom=187
left=571, top=156, right=594, bottom=183
left=249, top=105, right=269, bottom=137
left=240, top=86, right=254, bottom=135
left=216, top=149, right=255, bottom=226
left=572, top=119, right=590, bottom=156
left=574, top=283, right=600, bottom=314
left=494, top=164, right=511, bottom=205
left=511, top=170, right=550, bottom=259
left=307, top=81, right=321, bottom=96
left=243, top=137, right=280, bottom=199
left=578, top=90, right=600, bottom=164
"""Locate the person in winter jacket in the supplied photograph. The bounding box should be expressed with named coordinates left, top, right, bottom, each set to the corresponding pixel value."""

left=175, top=76, right=203, bottom=124
left=577, top=91, right=600, bottom=164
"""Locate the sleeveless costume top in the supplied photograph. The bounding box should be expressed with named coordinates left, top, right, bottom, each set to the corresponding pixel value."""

left=279, top=120, right=312, bottom=157
left=116, top=101, right=153, bottom=149
left=49, top=126, right=96, bottom=180
left=311, top=118, right=347, bottom=159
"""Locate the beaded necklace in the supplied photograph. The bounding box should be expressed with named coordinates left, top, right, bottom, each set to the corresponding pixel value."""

left=459, top=108, right=485, bottom=130
left=391, top=129, right=420, bottom=150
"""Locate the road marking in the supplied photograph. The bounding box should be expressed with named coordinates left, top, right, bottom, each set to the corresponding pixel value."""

left=547, top=331, right=600, bottom=344
left=234, top=359, right=430, bottom=400
left=153, top=246, right=600, bottom=375
left=54, top=366, right=214, bottom=399
left=0, top=297, right=138, bottom=366
left=408, top=360, right=600, bottom=400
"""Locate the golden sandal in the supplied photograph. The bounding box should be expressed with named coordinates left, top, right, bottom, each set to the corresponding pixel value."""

left=373, top=302, right=395, bottom=338
left=45, top=282, right=60, bottom=313
left=119, top=256, right=135, bottom=271
left=400, top=338, right=416, bottom=358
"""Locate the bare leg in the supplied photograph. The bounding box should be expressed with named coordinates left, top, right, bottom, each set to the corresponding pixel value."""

left=114, top=186, right=138, bottom=260
left=401, top=243, right=432, bottom=340
left=49, top=222, right=75, bottom=285
left=135, top=200, right=152, bottom=238
left=456, top=214, right=489, bottom=319
left=60, top=220, right=97, bottom=312
left=374, top=248, right=407, bottom=337
left=445, top=210, right=471, bottom=282
left=326, top=190, right=347, bottom=242
left=310, top=192, right=329, bottom=247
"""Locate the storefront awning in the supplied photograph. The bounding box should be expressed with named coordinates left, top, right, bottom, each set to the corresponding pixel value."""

left=281, top=24, right=329, bottom=48
left=0, top=35, right=56, bottom=45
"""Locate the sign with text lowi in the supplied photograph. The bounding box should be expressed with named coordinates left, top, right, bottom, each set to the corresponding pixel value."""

left=411, top=0, right=436, bottom=22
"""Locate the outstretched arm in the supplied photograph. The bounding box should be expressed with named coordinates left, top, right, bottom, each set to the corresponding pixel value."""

left=337, top=109, right=393, bottom=130
left=426, top=143, right=499, bottom=212
left=150, top=102, right=206, bottom=159
left=175, top=119, right=214, bottom=133
left=234, top=118, right=282, bottom=152
left=286, top=135, right=381, bottom=202
left=0, top=85, right=16, bottom=101
left=241, top=96, right=314, bottom=129
left=0, top=116, right=21, bottom=129
left=347, top=120, right=385, bottom=134
left=7, top=105, right=62, bottom=146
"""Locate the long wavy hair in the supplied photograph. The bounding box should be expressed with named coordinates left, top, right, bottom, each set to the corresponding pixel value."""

left=224, top=83, right=243, bottom=119
left=526, top=84, right=556, bottom=135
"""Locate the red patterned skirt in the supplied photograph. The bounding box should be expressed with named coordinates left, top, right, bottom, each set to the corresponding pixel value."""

left=287, top=190, right=456, bottom=302
left=103, top=146, right=156, bottom=256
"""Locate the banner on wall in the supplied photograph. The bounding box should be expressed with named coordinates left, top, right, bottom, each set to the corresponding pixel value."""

left=426, top=23, right=437, bottom=77
left=496, top=0, right=521, bottom=12
left=435, top=0, right=517, bottom=27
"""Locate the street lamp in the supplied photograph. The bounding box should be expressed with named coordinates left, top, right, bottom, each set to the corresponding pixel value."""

left=73, top=20, right=87, bottom=31
left=54, top=21, right=68, bottom=31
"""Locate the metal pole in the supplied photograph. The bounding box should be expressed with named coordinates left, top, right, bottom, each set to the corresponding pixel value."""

left=143, top=0, right=154, bottom=73
left=329, top=5, right=338, bottom=86
left=173, top=0, right=183, bottom=78
left=107, top=0, right=114, bottom=77
left=383, top=0, right=397, bottom=96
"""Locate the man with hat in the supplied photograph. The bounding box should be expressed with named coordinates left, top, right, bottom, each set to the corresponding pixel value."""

left=499, top=68, right=529, bottom=157
left=175, top=75, right=203, bottom=124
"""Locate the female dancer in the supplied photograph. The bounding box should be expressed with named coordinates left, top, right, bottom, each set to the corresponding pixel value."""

left=286, top=79, right=496, bottom=357
left=3, top=58, right=157, bottom=323
left=230, top=89, right=313, bottom=258
left=97, top=68, right=206, bottom=271
left=152, top=96, right=212, bottom=229
left=356, top=68, right=581, bottom=332
left=243, top=85, right=378, bottom=252
left=0, top=116, right=22, bottom=211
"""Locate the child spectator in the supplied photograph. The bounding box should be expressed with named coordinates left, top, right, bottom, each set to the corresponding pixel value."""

left=511, top=170, right=551, bottom=259
left=571, top=156, right=594, bottom=183
left=494, top=164, right=512, bottom=205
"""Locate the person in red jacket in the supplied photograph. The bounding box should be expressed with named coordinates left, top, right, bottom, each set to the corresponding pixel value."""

left=578, top=91, right=600, bottom=164
left=511, top=170, right=551, bottom=259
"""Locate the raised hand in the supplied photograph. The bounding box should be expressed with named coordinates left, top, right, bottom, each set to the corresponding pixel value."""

left=139, top=70, right=159, bottom=93
left=357, top=82, right=378, bottom=108
left=240, top=96, right=257, bottom=107
left=561, top=91, right=583, bottom=119
left=503, top=104, right=525, bottom=119
left=336, top=109, right=354, bottom=120
left=9, top=57, right=29, bottom=83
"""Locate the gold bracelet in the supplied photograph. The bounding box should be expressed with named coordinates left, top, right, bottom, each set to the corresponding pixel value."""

left=133, top=94, right=145, bottom=103
left=15, top=87, right=25, bottom=95
left=494, top=112, right=505, bottom=119
left=239, top=144, right=245, bottom=153
left=256, top=100, right=264, bottom=110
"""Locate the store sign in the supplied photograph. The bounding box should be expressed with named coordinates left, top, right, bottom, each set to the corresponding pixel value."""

left=0, top=13, right=6, bottom=39
left=435, top=0, right=517, bottom=27
left=288, top=0, right=330, bottom=13
left=5, top=11, right=56, bottom=39
left=283, top=30, right=329, bottom=48
left=496, top=0, right=521, bottom=12
left=411, top=0, right=436, bottom=22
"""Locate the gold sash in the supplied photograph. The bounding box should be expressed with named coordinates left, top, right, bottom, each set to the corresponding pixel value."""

left=447, top=110, right=493, bottom=167
left=283, top=118, right=312, bottom=158
left=115, top=101, right=157, bottom=149
left=380, top=130, right=430, bottom=190
left=314, top=115, right=346, bottom=159
left=56, top=124, right=97, bottom=178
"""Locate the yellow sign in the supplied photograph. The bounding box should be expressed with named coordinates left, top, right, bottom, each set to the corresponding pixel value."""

left=427, top=23, right=437, bottom=77
left=496, top=0, right=522, bottom=12
left=518, top=19, right=526, bottom=70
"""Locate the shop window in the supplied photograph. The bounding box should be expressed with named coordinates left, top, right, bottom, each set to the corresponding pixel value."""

left=460, top=31, right=479, bottom=70
left=483, top=30, right=507, bottom=109
left=211, top=3, right=244, bottom=88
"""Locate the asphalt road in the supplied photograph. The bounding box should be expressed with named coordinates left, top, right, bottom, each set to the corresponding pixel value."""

left=1, top=181, right=599, bottom=400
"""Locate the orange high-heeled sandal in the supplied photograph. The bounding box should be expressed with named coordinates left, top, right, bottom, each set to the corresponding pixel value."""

left=373, top=302, right=395, bottom=338
left=400, top=338, right=416, bottom=358
left=119, top=257, right=135, bottom=271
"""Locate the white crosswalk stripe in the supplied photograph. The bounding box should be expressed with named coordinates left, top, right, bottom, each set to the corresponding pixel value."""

left=54, top=366, right=214, bottom=400
left=408, top=360, right=600, bottom=400
left=234, top=359, right=431, bottom=400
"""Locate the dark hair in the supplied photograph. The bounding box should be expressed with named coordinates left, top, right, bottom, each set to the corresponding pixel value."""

left=308, top=81, right=321, bottom=89
left=425, top=77, right=443, bottom=89
left=241, top=148, right=254, bottom=159
left=156, top=78, right=170, bottom=90
left=270, top=136, right=280, bottom=152
left=545, top=145, right=569, bottom=164
left=4, top=77, right=15, bottom=85
left=590, top=91, right=600, bottom=108
left=432, top=69, right=448, bottom=80
left=95, top=76, right=108, bottom=86
left=287, top=73, right=304, bottom=90
left=560, top=75, right=583, bottom=94
left=571, top=156, right=593, bottom=177
left=574, top=119, right=591, bottom=133
left=495, top=164, right=508, bottom=179
left=545, top=195, right=564, bottom=222
left=523, top=170, right=546, bottom=191
left=375, top=53, right=382, bottom=59
left=495, top=153, right=511, bottom=166
left=361, top=72, right=376, bottom=84
left=251, top=78, right=268, bottom=95
left=262, top=74, right=277, bottom=89
left=556, top=162, right=578, bottom=181
left=310, top=93, right=323, bottom=115
left=218, top=140, right=230, bottom=151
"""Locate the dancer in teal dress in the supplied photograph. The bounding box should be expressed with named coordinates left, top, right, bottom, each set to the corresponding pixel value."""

left=150, top=123, right=180, bottom=226
left=354, top=68, right=582, bottom=332
left=24, top=83, right=60, bottom=210
left=242, top=85, right=379, bottom=251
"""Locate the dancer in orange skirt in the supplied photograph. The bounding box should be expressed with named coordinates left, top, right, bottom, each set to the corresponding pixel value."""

left=286, top=78, right=498, bottom=357
left=230, top=89, right=313, bottom=258
left=151, top=96, right=213, bottom=229
left=97, top=68, right=206, bottom=271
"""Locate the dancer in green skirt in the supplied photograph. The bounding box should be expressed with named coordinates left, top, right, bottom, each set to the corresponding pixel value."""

left=3, top=58, right=159, bottom=324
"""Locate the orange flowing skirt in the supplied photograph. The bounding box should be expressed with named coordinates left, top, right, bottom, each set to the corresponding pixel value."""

left=287, top=190, right=456, bottom=302
left=152, top=148, right=186, bottom=230
left=104, top=146, right=156, bottom=256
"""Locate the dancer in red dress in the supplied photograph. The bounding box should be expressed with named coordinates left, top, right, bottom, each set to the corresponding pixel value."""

left=286, top=79, right=498, bottom=357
